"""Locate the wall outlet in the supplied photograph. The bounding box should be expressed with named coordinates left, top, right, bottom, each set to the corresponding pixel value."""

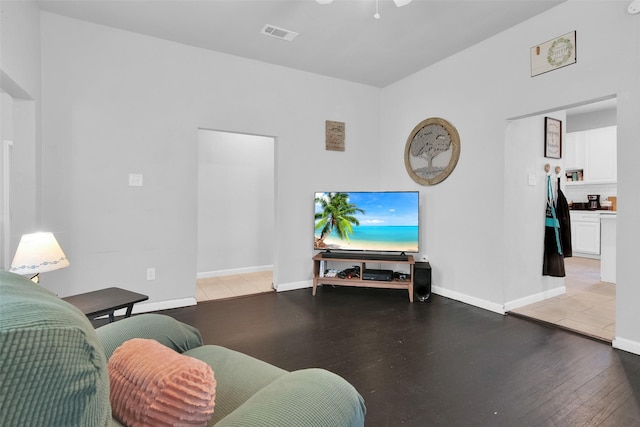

left=147, top=267, right=156, bottom=281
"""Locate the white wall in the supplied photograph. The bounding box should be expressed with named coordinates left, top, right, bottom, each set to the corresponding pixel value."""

left=38, top=12, right=382, bottom=303
left=503, top=112, right=567, bottom=309
left=0, top=0, right=41, bottom=269
left=4, top=1, right=640, bottom=354
left=197, top=130, right=274, bottom=276
left=381, top=1, right=640, bottom=353
left=0, top=1, right=41, bottom=97
left=567, top=108, right=616, bottom=132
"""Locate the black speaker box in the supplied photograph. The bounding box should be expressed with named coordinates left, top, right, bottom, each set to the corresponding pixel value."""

left=414, top=261, right=432, bottom=302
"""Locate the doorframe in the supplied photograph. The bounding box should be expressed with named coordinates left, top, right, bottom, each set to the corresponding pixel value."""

left=504, top=95, right=618, bottom=343
left=3, top=140, right=13, bottom=269
left=195, top=128, right=277, bottom=289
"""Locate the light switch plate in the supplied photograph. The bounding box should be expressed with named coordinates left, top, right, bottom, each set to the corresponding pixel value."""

left=129, top=173, right=143, bottom=187
left=528, top=173, right=537, bottom=186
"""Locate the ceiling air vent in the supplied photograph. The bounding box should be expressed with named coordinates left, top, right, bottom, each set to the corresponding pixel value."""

left=261, top=24, right=299, bottom=42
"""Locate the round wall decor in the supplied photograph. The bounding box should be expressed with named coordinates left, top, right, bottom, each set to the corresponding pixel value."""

left=404, top=117, right=460, bottom=185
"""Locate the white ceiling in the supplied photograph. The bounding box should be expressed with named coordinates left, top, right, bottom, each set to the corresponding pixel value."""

left=36, top=0, right=566, bottom=87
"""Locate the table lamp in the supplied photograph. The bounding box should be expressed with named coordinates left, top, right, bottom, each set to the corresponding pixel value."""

left=10, top=232, right=70, bottom=283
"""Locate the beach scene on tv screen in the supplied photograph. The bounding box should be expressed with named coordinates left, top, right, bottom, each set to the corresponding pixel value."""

left=314, top=192, right=419, bottom=252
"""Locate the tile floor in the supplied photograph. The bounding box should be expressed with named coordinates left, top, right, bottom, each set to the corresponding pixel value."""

left=509, top=257, right=615, bottom=342
left=196, top=270, right=274, bottom=302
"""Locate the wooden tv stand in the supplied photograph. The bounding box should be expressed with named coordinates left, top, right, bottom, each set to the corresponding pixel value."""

left=312, top=253, right=415, bottom=302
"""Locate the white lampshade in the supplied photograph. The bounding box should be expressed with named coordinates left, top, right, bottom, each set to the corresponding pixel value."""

left=393, top=0, right=412, bottom=6
left=10, top=232, right=70, bottom=276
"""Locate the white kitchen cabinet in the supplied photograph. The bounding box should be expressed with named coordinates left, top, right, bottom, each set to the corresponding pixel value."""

left=564, top=131, right=585, bottom=170
left=584, top=126, right=617, bottom=183
left=565, top=126, right=616, bottom=184
left=570, top=212, right=600, bottom=256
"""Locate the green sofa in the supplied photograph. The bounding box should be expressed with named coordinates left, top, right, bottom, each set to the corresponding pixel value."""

left=0, top=270, right=366, bottom=426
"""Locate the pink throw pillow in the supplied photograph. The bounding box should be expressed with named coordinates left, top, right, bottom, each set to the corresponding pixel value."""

left=108, top=338, right=216, bottom=427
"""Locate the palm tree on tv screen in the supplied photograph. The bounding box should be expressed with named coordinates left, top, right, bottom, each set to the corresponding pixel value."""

left=314, top=192, right=365, bottom=248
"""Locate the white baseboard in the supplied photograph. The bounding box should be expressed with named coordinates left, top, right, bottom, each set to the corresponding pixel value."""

left=105, top=279, right=304, bottom=320
left=432, top=286, right=506, bottom=314
left=197, top=265, right=273, bottom=280
left=612, top=337, right=640, bottom=356
left=275, top=280, right=312, bottom=292
left=503, top=285, right=566, bottom=312
left=572, top=252, right=600, bottom=260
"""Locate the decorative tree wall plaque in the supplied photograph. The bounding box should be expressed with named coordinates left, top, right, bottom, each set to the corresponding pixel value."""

left=404, top=117, right=461, bottom=185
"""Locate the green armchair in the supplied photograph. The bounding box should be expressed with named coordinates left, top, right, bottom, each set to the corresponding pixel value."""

left=0, top=270, right=366, bottom=426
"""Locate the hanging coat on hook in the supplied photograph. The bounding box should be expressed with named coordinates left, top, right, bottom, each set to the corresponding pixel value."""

left=543, top=174, right=565, bottom=277
left=556, top=176, right=572, bottom=258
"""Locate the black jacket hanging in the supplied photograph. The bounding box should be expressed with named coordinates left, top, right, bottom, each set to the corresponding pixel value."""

left=556, top=177, right=572, bottom=258
left=543, top=175, right=565, bottom=277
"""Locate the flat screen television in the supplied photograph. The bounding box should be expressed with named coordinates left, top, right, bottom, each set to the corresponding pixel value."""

left=314, top=191, right=419, bottom=254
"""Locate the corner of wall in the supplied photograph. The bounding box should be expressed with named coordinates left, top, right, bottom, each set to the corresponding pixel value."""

left=612, top=337, right=640, bottom=356
left=503, top=285, right=566, bottom=312
left=432, top=286, right=506, bottom=315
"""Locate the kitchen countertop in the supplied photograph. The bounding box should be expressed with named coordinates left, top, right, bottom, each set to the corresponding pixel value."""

left=569, top=210, right=617, bottom=221
left=570, top=209, right=616, bottom=215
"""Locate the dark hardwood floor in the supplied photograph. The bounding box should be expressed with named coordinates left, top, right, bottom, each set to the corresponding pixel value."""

left=148, top=286, right=640, bottom=426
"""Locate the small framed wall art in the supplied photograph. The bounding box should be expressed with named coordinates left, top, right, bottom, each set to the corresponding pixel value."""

left=544, top=117, right=562, bottom=159
left=325, top=120, right=345, bottom=151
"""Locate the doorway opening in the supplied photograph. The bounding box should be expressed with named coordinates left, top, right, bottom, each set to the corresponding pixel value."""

left=196, top=129, right=275, bottom=302
left=509, top=97, right=617, bottom=342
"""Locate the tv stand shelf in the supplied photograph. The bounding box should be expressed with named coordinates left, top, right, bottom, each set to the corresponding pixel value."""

left=312, top=253, right=415, bottom=302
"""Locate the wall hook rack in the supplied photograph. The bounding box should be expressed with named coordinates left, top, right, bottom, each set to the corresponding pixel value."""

left=544, top=163, right=562, bottom=175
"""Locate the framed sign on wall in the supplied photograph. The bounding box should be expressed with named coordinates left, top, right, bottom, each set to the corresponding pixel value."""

left=544, top=117, right=562, bottom=159
left=531, top=31, right=577, bottom=77
left=325, top=120, right=345, bottom=151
